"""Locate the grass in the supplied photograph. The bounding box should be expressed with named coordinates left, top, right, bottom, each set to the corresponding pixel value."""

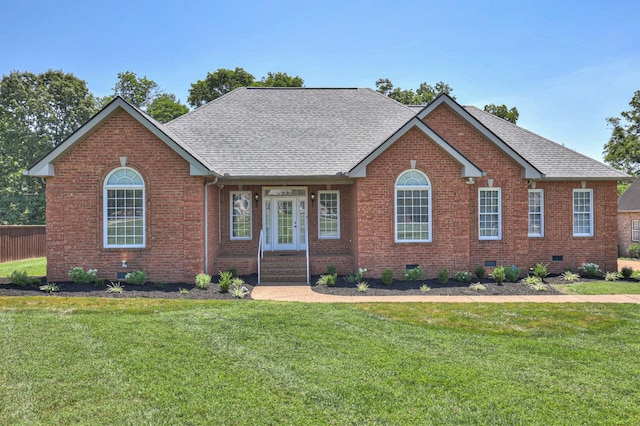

left=0, top=257, right=46, bottom=278
left=554, top=280, right=640, bottom=295
left=0, top=298, right=639, bottom=424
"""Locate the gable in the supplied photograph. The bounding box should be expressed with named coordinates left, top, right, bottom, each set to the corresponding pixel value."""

left=619, top=178, right=640, bottom=211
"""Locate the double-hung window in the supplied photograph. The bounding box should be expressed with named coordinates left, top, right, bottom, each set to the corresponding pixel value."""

left=104, top=167, right=145, bottom=248
left=479, top=188, right=501, bottom=240
left=230, top=191, right=252, bottom=240
left=528, top=189, right=544, bottom=237
left=632, top=220, right=639, bottom=242
left=573, top=189, right=593, bottom=237
left=318, top=191, right=340, bottom=238
left=395, top=170, right=432, bottom=242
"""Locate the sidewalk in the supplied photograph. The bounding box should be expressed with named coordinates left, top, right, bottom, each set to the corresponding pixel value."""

left=251, top=284, right=640, bottom=303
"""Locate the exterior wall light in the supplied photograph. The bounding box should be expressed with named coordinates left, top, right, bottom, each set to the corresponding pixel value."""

left=311, top=192, right=315, bottom=203
left=122, top=260, right=127, bottom=268
left=254, top=193, right=259, bottom=205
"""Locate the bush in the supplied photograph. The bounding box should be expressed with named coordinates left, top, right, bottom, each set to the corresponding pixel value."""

left=230, top=278, right=249, bottom=298
left=605, top=272, right=619, bottom=282
left=39, top=282, right=59, bottom=293
left=474, top=266, right=486, bottom=279
left=381, top=269, right=394, bottom=285
left=345, top=268, right=367, bottom=283
left=195, top=273, right=212, bottom=289
left=620, top=266, right=634, bottom=279
left=492, top=267, right=505, bottom=285
left=327, top=264, right=337, bottom=276
left=218, top=271, right=233, bottom=292
left=469, top=283, right=486, bottom=292
left=532, top=263, right=549, bottom=279
left=356, top=281, right=369, bottom=292
left=454, top=271, right=472, bottom=283
left=125, top=270, right=147, bottom=286
left=10, top=270, right=40, bottom=287
left=579, top=263, right=601, bottom=278
left=68, top=267, right=97, bottom=284
left=524, top=275, right=541, bottom=286
left=403, top=266, right=423, bottom=281
left=560, top=271, right=581, bottom=282
left=504, top=266, right=521, bottom=283
left=420, top=284, right=431, bottom=293
left=227, top=266, right=238, bottom=278
left=527, top=281, right=549, bottom=292
left=437, top=268, right=449, bottom=285
left=105, top=282, right=124, bottom=293
left=628, top=243, right=640, bottom=259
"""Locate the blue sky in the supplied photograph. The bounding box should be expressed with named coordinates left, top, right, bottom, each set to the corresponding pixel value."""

left=2, top=0, right=639, bottom=162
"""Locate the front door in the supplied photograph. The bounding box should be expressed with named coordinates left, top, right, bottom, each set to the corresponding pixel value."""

left=263, top=189, right=307, bottom=251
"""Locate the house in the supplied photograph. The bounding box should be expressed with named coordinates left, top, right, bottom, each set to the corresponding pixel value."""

left=618, top=178, right=640, bottom=256
left=26, top=88, right=628, bottom=283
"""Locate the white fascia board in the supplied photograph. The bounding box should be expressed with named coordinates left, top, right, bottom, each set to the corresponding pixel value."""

left=348, top=118, right=483, bottom=178
left=419, top=95, right=543, bottom=180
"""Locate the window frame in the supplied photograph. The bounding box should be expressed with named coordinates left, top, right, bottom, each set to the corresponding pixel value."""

left=528, top=189, right=544, bottom=237
left=103, top=167, right=146, bottom=249
left=632, top=220, right=639, bottom=242
left=318, top=190, right=340, bottom=239
left=478, top=187, right=502, bottom=240
left=230, top=191, right=252, bottom=240
left=572, top=189, right=594, bottom=237
left=394, top=169, right=432, bottom=243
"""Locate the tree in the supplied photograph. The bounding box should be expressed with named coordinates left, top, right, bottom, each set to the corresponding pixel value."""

left=0, top=70, right=98, bottom=224
left=375, top=78, right=454, bottom=105
left=188, top=67, right=256, bottom=107
left=100, top=71, right=161, bottom=109
left=147, top=94, right=189, bottom=123
left=254, top=72, right=304, bottom=88
left=483, top=104, right=519, bottom=124
left=604, top=90, right=640, bottom=176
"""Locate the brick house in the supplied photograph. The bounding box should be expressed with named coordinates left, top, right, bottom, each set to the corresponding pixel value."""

left=26, top=88, right=628, bottom=283
left=618, top=178, right=640, bottom=256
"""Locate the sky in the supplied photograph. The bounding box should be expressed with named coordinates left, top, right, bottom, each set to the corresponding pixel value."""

left=1, top=0, right=639, bottom=163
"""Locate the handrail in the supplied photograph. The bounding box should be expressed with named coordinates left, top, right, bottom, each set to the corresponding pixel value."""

left=305, top=213, right=310, bottom=284
left=257, top=229, right=264, bottom=284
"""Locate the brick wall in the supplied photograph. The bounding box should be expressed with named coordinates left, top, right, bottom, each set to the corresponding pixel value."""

left=618, top=211, right=640, bottom=256
left=46, top=108, right=205, bottom=283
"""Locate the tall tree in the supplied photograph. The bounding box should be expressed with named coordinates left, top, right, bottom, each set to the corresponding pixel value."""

left=100, top=71, right=161, bottom=109
left=254, top=72, right=304, bottom=88
left=188, top=67, right=256, bottom=107
left=483, top=104, right=519, bottom=124
left=0, top=70, right=98, bottom=224
left=375, top=78, right=454, bottom=105
left=147, top=93, right=189, bottom=123
left=603, top=90, right=640, bottom=176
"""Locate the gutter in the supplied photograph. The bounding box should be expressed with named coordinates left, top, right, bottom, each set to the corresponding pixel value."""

left=203, top=177, right=219, bottom=275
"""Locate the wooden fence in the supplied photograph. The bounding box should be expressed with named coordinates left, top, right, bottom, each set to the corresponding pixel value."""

left=0, top=226, right=46, bottom=263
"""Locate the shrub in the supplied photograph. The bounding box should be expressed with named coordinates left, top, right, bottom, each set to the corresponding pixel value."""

left=10, top=270, right=40, bottom=287
left=628, top=243, right=640, bottom=259
left=316, top=274, right=337, bottom=287
left=94, top=277, right=105, bottom=287
left=620, top=266, right=634, bottom=279
left=420, top=284, right=431, bottom=293
left=605, top=271, right=619, bottom=282
left=491, top=267, right=505, bottom=285
left=579, top=263, right=601, bottom=278
left=474, top=266, right=486, bottom=279
left=68, top=267, right=97, bottom=284
left=437, top=268, right=449, bottom=285
left=218, top=271, right=233, bottom=292
left=469, top=283, right=486, bottom=292
left=195, top=273, right=212, bottom=289
left=227, top=266, right=238, bottom=278
left=230, top=278, right=249, bottom=298
left=327, top=264, right=337, bottom=276
left=125, top=270, right=147, bottom=286
left=345, top=268, right=367, bottom=283
left=560, top=271, right=581, bottom=282
left=154, top=282, right=164, bottom=289
left=39, top=282, right=59, bottom=293
left=454, top=271, right=472, bottom=283
left=504, top=266, right=521, bottom=283
left=403, top=266, right=423, bottom=281
left=178, top=287, right=190, bottom=294
left=524, top=275, right=541, bottom=286
left=532, top=263, right=549, bottom=279
left=105, top=282, right=124, bottom=293
left=381, top=269, right=394, bottom=285
left=527, top=281, right=549, bottom=292
left=356, top=281, right=369, bottom=292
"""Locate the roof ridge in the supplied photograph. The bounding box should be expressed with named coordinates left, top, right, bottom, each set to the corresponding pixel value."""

left=365, top=87, right=425, bottom=113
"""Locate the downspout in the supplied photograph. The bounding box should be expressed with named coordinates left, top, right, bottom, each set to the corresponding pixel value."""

left=203, top=177, right=218, bottom=275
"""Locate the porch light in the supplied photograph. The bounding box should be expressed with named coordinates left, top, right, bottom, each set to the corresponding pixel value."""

left=311, top=192, right=315, bottom=203
left=122, top=260, right=127, bottom=269
left=254, top=193, right=259, bottom=205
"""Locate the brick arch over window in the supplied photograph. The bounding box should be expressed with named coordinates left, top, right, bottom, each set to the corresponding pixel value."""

left=395, top=169, right=432, bottom=242
left=103, top=167, right=146, bottom=248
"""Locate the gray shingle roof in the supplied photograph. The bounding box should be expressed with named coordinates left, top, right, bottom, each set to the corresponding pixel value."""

left=463, top=106, right=627, bottom=180
left=619, top=178, right=640, bottom=211
left=165, top=87, right=416, bottom=177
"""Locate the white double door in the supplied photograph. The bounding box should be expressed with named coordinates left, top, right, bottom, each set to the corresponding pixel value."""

left=263, top=193, right=307, bottom=251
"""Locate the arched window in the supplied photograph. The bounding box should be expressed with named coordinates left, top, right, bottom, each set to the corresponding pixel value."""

left=104, top=167, right=145, bottom=248
left=395, top=169, right=432, bottom=242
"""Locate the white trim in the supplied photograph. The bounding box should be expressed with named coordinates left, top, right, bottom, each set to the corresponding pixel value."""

left=632, top=220, right=640, bottom=242
left=230, top=191, right=252, bottom=240
left=478, top=187, right=502, bottom=240
left=394, top=169, right=432, bottom=243
left=103, top=167, right=146, bottom=248
left=318, top=190, right=340, bottom=239
left=528, top=189, right=544, bottom=237
left=572, top=188, right=594, bottom=237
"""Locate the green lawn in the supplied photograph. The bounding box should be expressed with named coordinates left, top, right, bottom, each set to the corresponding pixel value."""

left=0, top=257, right=46, bottom=277
left=1, top=298, right=638, bottom=424
left=554, top=280, right=640, bottom=295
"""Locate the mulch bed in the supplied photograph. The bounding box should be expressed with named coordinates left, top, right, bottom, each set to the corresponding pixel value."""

left=0, top=275, right=259, bottom=300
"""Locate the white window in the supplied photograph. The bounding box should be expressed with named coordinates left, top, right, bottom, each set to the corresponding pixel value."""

left=318, top=191, right=340, bottom=238
left=104, top=167, right=145, bottom=248
left=230, top=191, right=252, bottom=240
left=528, top=189, right=544, bottom=237
left=633, top=220, right=639, bottom=242
left=479, top=188, right=501, bottom=240
left=395, top=170, right=432, bottom=242
left=573, top=189, right=594, bottom=237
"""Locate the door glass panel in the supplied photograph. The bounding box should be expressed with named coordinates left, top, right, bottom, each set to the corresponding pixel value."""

left=277, top=200, right=293, bottom=244
left=265, top=200, right=271, bottom=245
left=299, top=200, right=306, bottom=244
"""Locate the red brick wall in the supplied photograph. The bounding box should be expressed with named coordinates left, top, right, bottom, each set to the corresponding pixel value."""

left=618, top=211, right=640, bottom=257
left=46, top=108, right=205, bottom=283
